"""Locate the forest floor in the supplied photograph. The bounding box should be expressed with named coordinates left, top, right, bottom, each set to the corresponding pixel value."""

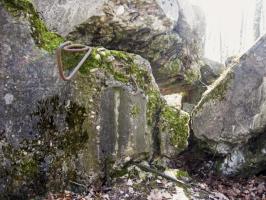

left=45, top=138, right=265, bottom=200
left=46, top=158, right=266, bottom=200
left=46, top=173, right=266, bottom=200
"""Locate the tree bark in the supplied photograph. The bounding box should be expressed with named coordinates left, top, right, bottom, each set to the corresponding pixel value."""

left=254, top=0, right=263, bottom=40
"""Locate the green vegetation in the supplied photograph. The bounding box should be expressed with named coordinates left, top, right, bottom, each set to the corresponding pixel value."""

left=60, top=47, right=162, bottom=129
left=184, top=68, right=200, bottom=84
left=175, top=169, right=189, bottom=178
left=160, top=106, right=190, bottom=150
left=146, top=90, right=163, bottom=126
left=131, top=104, right=141, bottom=118
left=62, top=48, right=152, bottom=91
left=2, top=0, right=64, bottom=52
left=20, top=158, right=38, bottom=177
left=0, top=94, right=99, bottom=194
left=158, top=57, right=181, bottom=78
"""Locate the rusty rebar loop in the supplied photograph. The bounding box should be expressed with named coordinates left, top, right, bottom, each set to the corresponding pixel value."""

left=56, top=41, right=92, bottom=81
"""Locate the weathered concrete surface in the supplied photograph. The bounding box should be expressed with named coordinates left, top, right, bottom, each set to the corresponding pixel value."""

left=100, top=87, right=149, bottom=159
left=192, top=34, right=266, bottom=176
left=0, top=2, right=190, bottom=197
left=32, top=0, right=205, bottom=93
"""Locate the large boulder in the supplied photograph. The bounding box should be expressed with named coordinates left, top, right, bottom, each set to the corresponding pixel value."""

left=32, top=0, right=205, bottom=93
left=33, top=0, right=180, bottom=37
left=192, top=34, right=266, bottom=176
left=0, top=1, right=189, bottom=198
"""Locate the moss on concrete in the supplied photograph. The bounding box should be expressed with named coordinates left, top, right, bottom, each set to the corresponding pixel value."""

left=1, top=0, right=64, bottom=52
left=61, top=47, right=173, bottom=162
left=60, top=46, right=163, bottom=137
left=146, top=34, right=181, bottom=62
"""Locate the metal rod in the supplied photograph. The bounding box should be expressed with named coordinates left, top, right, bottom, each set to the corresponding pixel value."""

left=56, top=41, right=92, bottom=81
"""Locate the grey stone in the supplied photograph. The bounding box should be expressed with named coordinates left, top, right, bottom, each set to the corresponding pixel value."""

left=0, top=4, right=101, bottom=197
left=33, top=0, right=179, bottom=37
left=192, top=34, right=266, bottom=176
left=32, top=0, right=108, bottom=36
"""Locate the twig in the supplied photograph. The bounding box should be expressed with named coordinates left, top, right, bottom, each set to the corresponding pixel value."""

left=134, top=163, right=188, bottom=187
left=69, top=180, right=88, bottom=189
left=134, top=163, right=212, bottom=195
left=199, top=79, right=210, bottom=88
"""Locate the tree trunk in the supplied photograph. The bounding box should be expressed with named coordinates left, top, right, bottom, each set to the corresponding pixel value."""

left=254, top=0, right=263, bottom=40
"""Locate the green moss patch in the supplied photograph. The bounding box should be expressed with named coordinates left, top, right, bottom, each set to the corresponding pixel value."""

left=184, top=68, right=200, bottom=84
left=0, top=94, right=99, bottom=196
left=175, top=169, right=189, bottom=178
left=158, top=57, right=181, bottom=78
left=61, top=48, right=152, bottom=91
left=60, top=47, right=159, bottom=137
left=160, top=105, right=190, bottom=150
left=2, top=0, right=64, bottom=52
left=131, top=104, right=141, bottom=118
left=146, top=90, right=163, bottom=126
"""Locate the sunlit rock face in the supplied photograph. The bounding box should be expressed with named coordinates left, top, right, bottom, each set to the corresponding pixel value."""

left=190, top=0, right=266, bottom=63
left=192, top=34, right=266, bottom=176
left=33, top=0, right=205, bottom=93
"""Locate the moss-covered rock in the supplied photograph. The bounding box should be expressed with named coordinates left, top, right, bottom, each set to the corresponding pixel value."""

left=1, top=0, right=64, bottom=52
left=159, top=105, right=190, bottom=157
left=0, top=1, right=192, bottom=198
left=32, top=0, right=205, bottom=95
